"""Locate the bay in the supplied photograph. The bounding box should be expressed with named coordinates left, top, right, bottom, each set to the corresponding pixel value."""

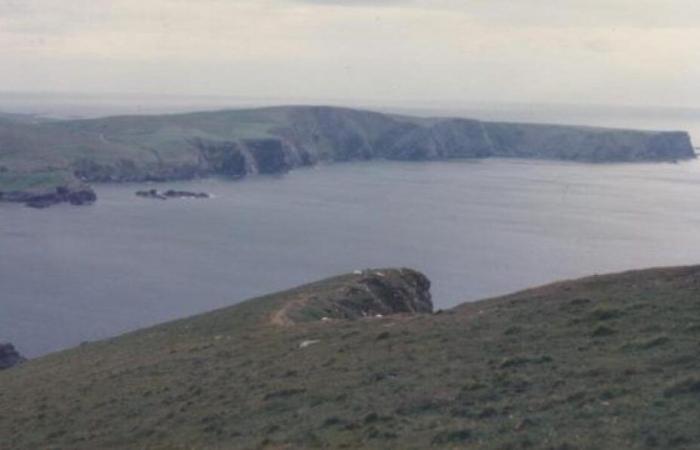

left=4, top=158, right=700, bottom=356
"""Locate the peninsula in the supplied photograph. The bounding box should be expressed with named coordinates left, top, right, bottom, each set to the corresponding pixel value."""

left=0, top=106, right=694, bottom=207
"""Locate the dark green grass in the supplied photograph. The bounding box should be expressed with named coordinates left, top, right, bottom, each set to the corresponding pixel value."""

left=1, top=266, right=700, bottom=449
left=0, top=170, right=74, bottom=192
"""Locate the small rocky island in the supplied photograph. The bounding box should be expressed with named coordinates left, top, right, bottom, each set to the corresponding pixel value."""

left=0, top=184, right=97, bottom=208
left=0, top=342, right=25, bottom=370
left=135, top=189, right=210, bottom=200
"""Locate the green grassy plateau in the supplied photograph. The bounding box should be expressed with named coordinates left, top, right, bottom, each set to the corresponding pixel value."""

left=1, top=265, right=699, bottom=449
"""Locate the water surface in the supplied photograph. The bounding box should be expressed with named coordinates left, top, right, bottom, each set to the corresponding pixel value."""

left=4, top=158, right=700, bottom=356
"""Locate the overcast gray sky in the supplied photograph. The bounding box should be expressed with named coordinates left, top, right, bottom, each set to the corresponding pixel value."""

left=1, top=0, right=699, bottom=107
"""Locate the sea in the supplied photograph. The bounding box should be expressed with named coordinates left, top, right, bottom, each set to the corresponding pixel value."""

left=2, top=95, right=700, bottom=357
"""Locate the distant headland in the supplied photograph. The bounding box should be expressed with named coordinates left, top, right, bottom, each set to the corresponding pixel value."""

left=0, top=105, right=694, bottom=207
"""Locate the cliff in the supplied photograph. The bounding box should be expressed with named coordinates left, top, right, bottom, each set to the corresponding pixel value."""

left=269, top=269, right=432, bottom=325
left=0, top=106, right=695, bottom=206
left=2, top=265, right=700, bottom=449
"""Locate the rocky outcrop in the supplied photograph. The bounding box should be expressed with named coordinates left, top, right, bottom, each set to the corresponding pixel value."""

left=163, top=190, right=209, bottom=199
left=334, top=269, right=433, bottom=319
left=192, top=137, right=311, bottom=178
left=0, top=185, right=97, bottom=208
left=276, top=268, right=433, bottom=325
left=135, top=189, right=167, bottom=200
left=136, top=189, right=209, bottom=200
left=0, top=342, right=25, bottom=370
left=193, top=139, right=252, bottom=178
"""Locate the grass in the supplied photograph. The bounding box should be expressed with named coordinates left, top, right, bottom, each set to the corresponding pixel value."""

left=1, top=265, right=700, bottom=449
left=0, top=170, right=74, bottom=192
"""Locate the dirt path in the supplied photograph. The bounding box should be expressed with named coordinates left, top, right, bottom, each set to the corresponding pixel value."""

left=269, top=295, right=309, bottom=326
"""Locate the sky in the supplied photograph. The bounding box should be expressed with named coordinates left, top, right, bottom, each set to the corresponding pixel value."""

left=1, top=0, right=699, bottom=108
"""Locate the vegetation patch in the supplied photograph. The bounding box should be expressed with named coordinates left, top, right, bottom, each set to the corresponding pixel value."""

left=663, top=377, right=700, bottom=397
left=587, top=306, right=624, bottom=321
left=431, top=429, right=473, bottom=445
left=0, top=170, right=73, bottom=192
left=592, top=325, right=617, bottom=337
left=500, top=355, right=553, bottom=369
left=623, top=335, right=671, bottom=351
left=2, top=265, right=700, bottom=449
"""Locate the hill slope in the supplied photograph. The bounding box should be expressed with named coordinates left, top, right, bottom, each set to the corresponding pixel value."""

left=1, top=266, right=699, bottom=449
left=0, top=106, right=695, bottom=206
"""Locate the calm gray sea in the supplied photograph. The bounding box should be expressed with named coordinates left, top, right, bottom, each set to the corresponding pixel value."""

left=5, top=158, right=700, bottom=356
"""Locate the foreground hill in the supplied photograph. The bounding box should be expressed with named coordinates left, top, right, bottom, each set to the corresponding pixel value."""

left=0, top=105, right=695, bottom=206
left=1, top=266, right=699, bottom=449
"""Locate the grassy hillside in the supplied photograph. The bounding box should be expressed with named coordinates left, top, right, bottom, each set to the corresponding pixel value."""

left=0, top=106, right=695, bottom=200
left=1, top=265, right=699, bottom=449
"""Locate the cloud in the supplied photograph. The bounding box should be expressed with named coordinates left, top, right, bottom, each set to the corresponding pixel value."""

left=293, top=0, right=700, bottom=28
left=292, top=0, right=411, bottom=4
left=0, top=0, right=698, bottom=107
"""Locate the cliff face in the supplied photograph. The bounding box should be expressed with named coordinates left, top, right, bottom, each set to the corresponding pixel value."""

left=389, top=119, right=494, bottom=160
left=274, top=268, right=433, bottom=325
left=0, top=106, right=695, bottom=204
left=483, top=123, right=695, bottom=162
left=68, top=107, right=696, bottom=183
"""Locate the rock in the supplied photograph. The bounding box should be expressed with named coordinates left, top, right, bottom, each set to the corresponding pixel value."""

left=163, top=190, right=210, bottom=199
left=136, top=189, right=209, bottom=200
left=350, top=268, right=433, bottom=317
left=192, top=139, right=252, bottom=178
left=25, top=196, right=59, bottom=209
left=0, top=342, right=26, bottom=370
left=299, top=340, right=320, bottom=349
left=66, top=188, right=98, bottom=205
left=340, top=268, right=432, bottom=319
left=136, top=189, right=167, bottom=200
left=278, top=268, right=433, bottom=325
left=3, top=185, right=97, bottom=208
